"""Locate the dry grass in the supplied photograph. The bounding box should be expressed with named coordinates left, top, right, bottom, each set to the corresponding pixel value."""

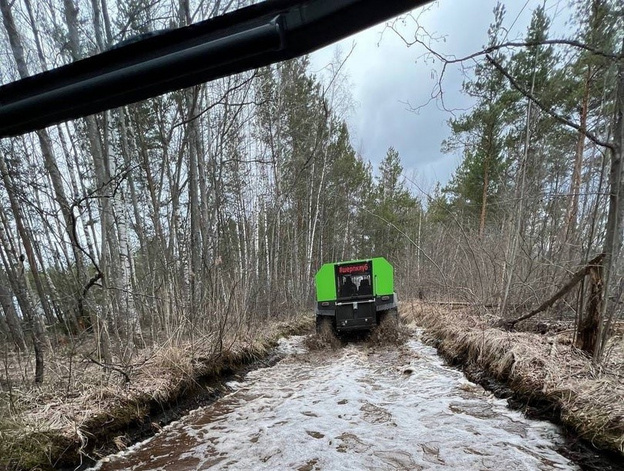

left=407, top=301, right=624, bottom=455
left=0, top=314, right=313, bottom=470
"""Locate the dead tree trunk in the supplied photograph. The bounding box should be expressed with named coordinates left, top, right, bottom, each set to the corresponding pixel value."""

left=577, top=263, right=603, bottom=353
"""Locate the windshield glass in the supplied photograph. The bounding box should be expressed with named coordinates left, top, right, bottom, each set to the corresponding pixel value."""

left=336, top=262, right=373, bottom=298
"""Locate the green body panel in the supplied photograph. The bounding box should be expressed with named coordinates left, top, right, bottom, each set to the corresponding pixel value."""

left=371, top=257, right=393, bottom=296
left=315, top=257, right=394, bottom=301
left=315, top=262, right=337, bottom=301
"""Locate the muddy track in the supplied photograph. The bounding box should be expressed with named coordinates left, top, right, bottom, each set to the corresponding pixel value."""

left=67, top=349, right=289, bottom=471
left=87, top=329, right=610, bottom=470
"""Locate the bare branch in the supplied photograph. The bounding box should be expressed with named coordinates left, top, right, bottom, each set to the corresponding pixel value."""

left=87, top=356, right=130, bottom=383
left=362, top=206, right=448, bottom=288
left=487, top=40, right=621, bottom=61
left=501, top=253, right=605, bottom=329
left=394, top=20, right=621, bottom=63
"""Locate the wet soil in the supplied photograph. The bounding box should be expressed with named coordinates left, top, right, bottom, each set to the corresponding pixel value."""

left=67, top=349, right=291, bottom=471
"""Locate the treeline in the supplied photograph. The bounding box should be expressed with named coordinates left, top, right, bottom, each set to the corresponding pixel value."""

left=421, top=0, right=622, bottom=359
left=0, top=0, right=423, bottom=381
left=0, top=0, right=622, bottom=385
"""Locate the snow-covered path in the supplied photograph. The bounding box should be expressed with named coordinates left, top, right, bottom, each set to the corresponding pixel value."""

left=93, top=331, right=576, bottom=470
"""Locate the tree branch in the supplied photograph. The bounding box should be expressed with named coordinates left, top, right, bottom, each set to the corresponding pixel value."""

left=363, top=207, right=448, bottom=288
left=87, top=356, right=130, bottom=383
left=486, top=54, right=614, bottom=151
left=501, top=253, right=605, bottom=329
left=486, top=40, right=621, bottom=61
left=393, top=16, right=621, bottom=63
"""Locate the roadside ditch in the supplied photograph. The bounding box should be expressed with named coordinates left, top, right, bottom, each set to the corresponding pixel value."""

left=407, top=300, right=624, bottom=471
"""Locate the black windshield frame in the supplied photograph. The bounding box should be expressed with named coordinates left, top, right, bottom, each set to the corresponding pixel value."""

left=0, top=0, right=432, bottom=138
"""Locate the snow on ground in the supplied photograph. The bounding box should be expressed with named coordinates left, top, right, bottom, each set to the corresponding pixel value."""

left=92, top=332, right=576, bottom=470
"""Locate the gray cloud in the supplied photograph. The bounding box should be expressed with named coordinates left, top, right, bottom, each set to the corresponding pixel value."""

left=310, top=0, right=566, bottom=192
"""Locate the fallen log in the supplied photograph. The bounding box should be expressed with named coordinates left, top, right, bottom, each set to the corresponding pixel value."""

left=500, top=253, right=605, bottom=330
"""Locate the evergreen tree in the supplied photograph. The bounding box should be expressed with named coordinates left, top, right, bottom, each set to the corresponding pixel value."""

left=441, top=3, right=512, bottom=235
left=364, top=147, right=421, bottom=261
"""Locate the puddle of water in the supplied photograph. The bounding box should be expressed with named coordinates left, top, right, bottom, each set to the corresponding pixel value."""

left=90, top=333, right=577, bottom=470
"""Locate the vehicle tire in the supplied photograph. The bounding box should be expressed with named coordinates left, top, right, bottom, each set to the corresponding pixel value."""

left=316, top=315, right=334, bottom=334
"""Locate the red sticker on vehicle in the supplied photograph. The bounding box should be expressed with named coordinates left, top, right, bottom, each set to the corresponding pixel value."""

left=338, top=263, right=369, bottom=274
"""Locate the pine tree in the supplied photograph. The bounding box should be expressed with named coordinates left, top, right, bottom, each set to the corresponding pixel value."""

left=365, top=147, right=421, bottom=261
left=441, top=3, right=512, bottom=236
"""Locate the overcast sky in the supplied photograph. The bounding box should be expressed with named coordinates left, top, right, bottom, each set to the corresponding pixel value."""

left=308, top=0, right=571, bottom=194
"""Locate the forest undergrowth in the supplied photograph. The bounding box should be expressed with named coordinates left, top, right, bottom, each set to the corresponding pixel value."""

left=0, top=314, right=313, bottom=471
left=408, top=300, right=624, bottom=456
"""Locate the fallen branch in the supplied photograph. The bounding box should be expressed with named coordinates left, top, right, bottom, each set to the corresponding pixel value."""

left=423, top=301, right=500, bottom=309
left=87, top=357, right=131, bottom=384
left=501, top=254, right=605, bottom=330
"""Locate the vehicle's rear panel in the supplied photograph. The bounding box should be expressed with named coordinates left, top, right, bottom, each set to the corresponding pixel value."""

left=315, top=257, right=397, bottom=332
left=335, top=300, right=376, bottom=331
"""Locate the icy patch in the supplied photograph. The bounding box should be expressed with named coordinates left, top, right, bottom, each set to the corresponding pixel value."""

left=224, top=380, right=244, bottom=390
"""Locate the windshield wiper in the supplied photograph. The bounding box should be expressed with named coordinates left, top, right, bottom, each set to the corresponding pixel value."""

left=0, top=0, right=431, bottom=138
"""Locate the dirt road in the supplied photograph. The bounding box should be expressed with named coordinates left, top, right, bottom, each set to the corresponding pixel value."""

left=91, top=330, right=576, bottom=470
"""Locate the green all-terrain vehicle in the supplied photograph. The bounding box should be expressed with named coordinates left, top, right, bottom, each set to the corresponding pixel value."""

left=314, top=258, right=398, bottom=333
